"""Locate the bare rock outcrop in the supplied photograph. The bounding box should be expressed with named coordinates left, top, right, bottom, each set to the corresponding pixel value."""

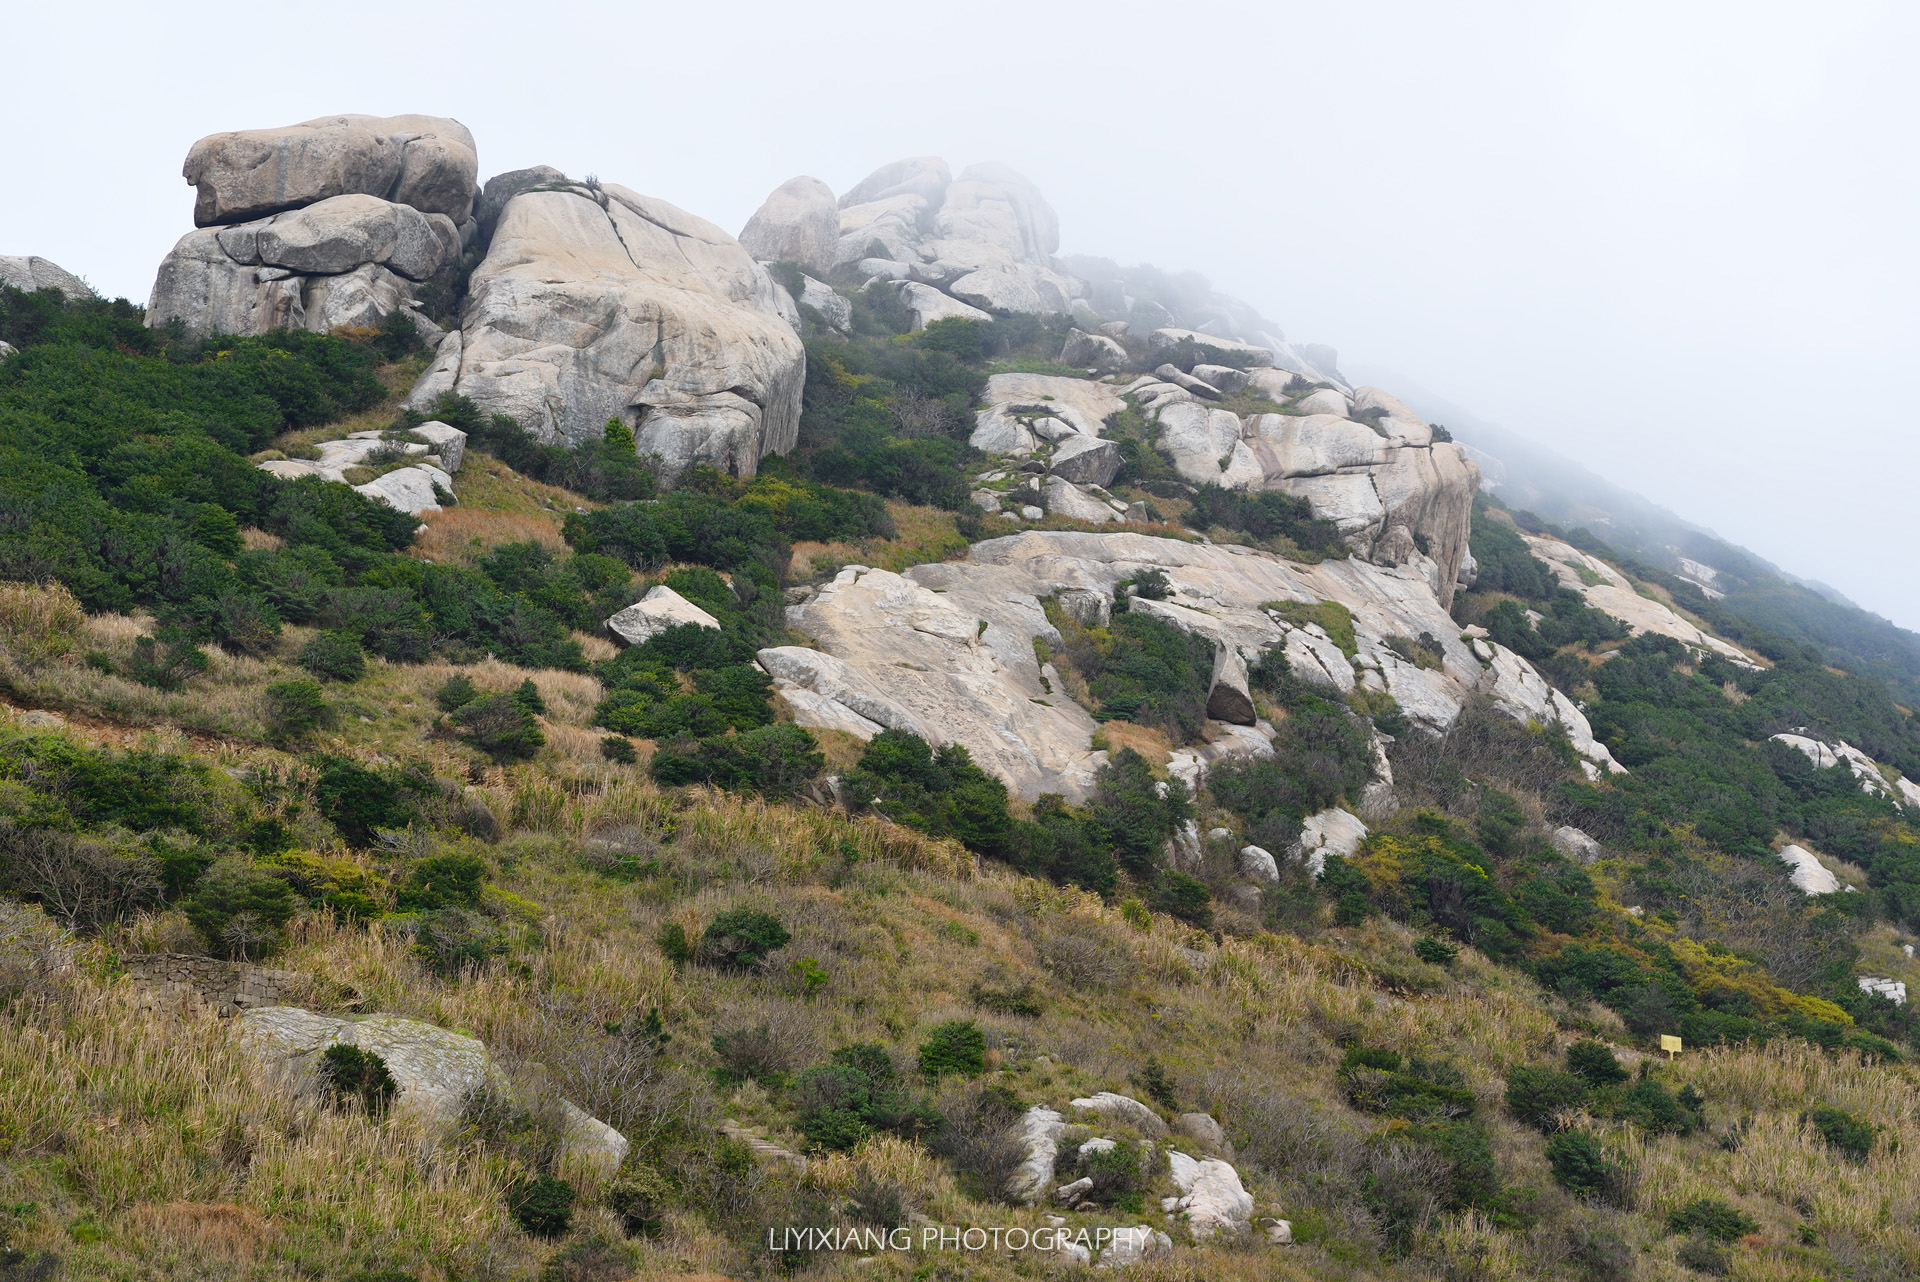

left=738, top=175, right=839, bottom=274
left=150, top=113, right=473, bottom=339
left=449, top=181, right=804, bottom=474
left=183, top=113, right=478, bottom=227
left=0, top=255, right=95, bottom=300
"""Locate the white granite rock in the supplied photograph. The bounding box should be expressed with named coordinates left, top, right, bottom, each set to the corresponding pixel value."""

left=1069, top=1092, right=1168, bottom=1138
left=1147, top=328, right=1274, bottom=368
left=409, top=420, right=467, bottom=473
left=1166, top=1150, right=1254, bottom=1239
left=1237, top=846, right=1279, bottom=882
left=0, top=255, right=95, bottom=300
left=455, top=183, right=803, bottom=476
left=1297, top=808, right=1369, bottom=876
left=798, top=274, right=852, bottom=331
left=1550, top=826, right=1605, bottom=865
left=738, top=175, right=839, bottom=273
left=1061, top=328, right=1129, bottom=372
left=1049, top=435, right=1123, bottom=487
left=183, top=113, right=478, bottom=226
left=897, top=281, right=991, bottom=330
left=1006, top=1105, right=1065, bottom=1204
left=1043, top=476, right=1116, bottom=524
left=353, top=463, right=453, bottom=515
left=606, top=585, right=722, bottom=647
left=1778, top=844, right=1841, bottom=895
left=1154, top=402, right=1262, bottom=489
left=1771, top=733, right=1899, bottom=801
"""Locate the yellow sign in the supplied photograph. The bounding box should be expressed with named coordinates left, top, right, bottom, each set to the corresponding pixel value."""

left=1660, top=1034, right=1683, bottom=1056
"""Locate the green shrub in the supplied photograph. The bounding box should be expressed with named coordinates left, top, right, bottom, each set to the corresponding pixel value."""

left=1414, top=936, right=1458, bottom=965
left=319, top=1044, right=397, bottom=1113
left=182, top=860, right=297, bottom=957
left=1566, top=1039, right=1629, bottom=1086
left=265, top=677, right=331, bottom=740
left=1079, top=1139, right=1144, bottom=1211
left=699, top=908, right=789, bottom=968
left=312, top=755, right=423, bottom=846
left=1804, top=1104, right=1875, bottom=1163
left=1149, top=870, right=1213, bottom=928
left=1543, top=1131, right=1610, bottom=1196
left=451, top=692, right=546, bottom=760
left=1667, top=1197, right=1757, bottom=1241
left=1674, top=1231, right=1730, bottom=1275
left=435, top=674, right=478, bottom=711
left=1132, top=1057, right=1178, bottom=1111
left=538, top=1234, right=636, bottom=1282
left=1087, top=748, right=1191, bottom=878
left=298, top=630, right=366, bottom=682
left=394, top=853, right=486, bottom=913
left=414, top=906, right=502, bottom=975
left=605, top=1165, right=673, bottom=1238
left=712, top=1024, right=794, bottom=1088
left=1505, top=1066, right=1587, bottom=1132
left=655, top=921, right=692, bottom=965
left=841, top=730, right=1013, bottom=856
left=506, top=1174, right=576, bottom=1238
left=918, top=1020, right=986, bottom=1078
left=598, top=736, right=637, bottom=764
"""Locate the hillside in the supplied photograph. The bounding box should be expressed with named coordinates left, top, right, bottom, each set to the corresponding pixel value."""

left=2, top=116, right=1920, bottom=1282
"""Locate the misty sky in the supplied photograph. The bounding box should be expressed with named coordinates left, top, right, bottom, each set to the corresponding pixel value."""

left=5, top=1, right=1914, bottom=627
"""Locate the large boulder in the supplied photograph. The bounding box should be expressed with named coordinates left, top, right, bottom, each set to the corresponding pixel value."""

left=1005, top=1105, right=1064, bottom=1205
left=183, top=114, right=478, bottom=226
left=0, top=256, right=95, bottom=300
left=239, top=1006, right=625, bottom=1172
left=1167, top=1151, right=1254, bottom=1240
left=450, top=181, right=805, bottom=474
left=970, top=373, right=1126, bottom=455
left=770, top=565, right=1110, bottom=800
left=739, top=176, right=839, bottom=274
left=934, top=163, right=1059, bottom=266
left=839, top=157, right=952, bottom=210
left=606, top=585, right=721, bottom=647
left=1068, top=1092, right=1169, bottom=1139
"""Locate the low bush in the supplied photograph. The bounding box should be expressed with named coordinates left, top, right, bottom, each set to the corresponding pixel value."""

left=699, top=908, right=790, bottom=969
left=1544, top=1131, right=1611, bottom=1197
left=1804, top=1103, right=1875, bottom=1162
left=319, top=1044, right=397, bottom=1114
left=1666, top=1197, right=1757, bottom=1241
left=1505, top=1066, right=1587, bottom=1132
left=298, top=630, right=366, bottom=682
left=506, top=1174, right=576, bottom=1238
left=1566, top=1039, right=1629, bottom=1086
left=182, top=859, right=297, bottom=958
left=450, top=692, right=546, bottom=761
left=918, top=1019, right=986, bottom=1078
left=265, top=677, right=331, bottom=741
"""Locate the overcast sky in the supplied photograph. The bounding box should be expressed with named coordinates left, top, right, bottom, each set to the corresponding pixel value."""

left=6, top=1, right=1914, bottom=627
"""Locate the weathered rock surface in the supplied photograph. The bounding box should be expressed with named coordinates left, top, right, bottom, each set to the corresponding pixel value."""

left=770, top=566, right=1109, bottom=799
left=1060, top=328, right=1129, bottom=372
left=773, top=531, right=1615, bottom=797
left=1296, top=808, right=1368, bottom=875
left=839, top=156, right=951, bottom=210
left=1550, top=826, right=1604, bottom=865
left=1048, top=434, right=1123, bottom=487
left=354, top=464, right=453, bottom=516
left=238, top=1006, right=626, bottom=1170
left=1522, top=532, right=1754, bottom=664
left=797, top=275, right=851, bottom=331
left=1172, top=1112, right=1234, bottom=1159
left=183, top=114, right=478, bottom=226
left=1167, top=1150, right=1254, bottom=1239
left=970, top=373, right=1126, bottom=454
left=739, top=175, right=839, bottom=273
left=1476, top=642, right=1625, bottom=775
left=1069, top=1092, right=1169, bottom=1139
left=1042, top=476, right=1116, bottom=523
left=897, top=280, right=991, bottom=330
left=1148, top=327, right=1274, bottom=369
left=450, top=182, right=804, bottom=475
left=606, top=585, right=721, bottom=647
left=1238, top=845, right=1279, bottom=882
left=1777, top=844, right=1841, bottom=895
left=0, top=255, right=95, bottom=300
left=1006, top=1105, right=1065, bottom=1204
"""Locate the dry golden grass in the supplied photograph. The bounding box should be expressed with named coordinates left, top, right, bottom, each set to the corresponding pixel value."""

left=789, top=502, right=973, bottom=580
left=238, top=527, right=284, bottom=552
left=0, top=580, right=85, bottom=666
left=1093, top=719, right=1172, bottom=769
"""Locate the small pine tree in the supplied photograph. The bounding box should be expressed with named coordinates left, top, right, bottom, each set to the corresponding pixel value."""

left=604, top=417, right=636, bottom=454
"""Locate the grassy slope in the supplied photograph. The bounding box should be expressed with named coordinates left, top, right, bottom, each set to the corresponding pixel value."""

left=2, top=370, right=1918, bottom=1279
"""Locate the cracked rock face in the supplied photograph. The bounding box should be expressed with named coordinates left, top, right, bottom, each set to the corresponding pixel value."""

left=0, top=255, right=95, bottom=300
left=183, top=113, right=478, bottom=227
left=450, top=184, right=804, bottom=475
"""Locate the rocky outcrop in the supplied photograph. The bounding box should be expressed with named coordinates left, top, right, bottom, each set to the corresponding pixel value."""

left=769, top=564, right=1110, bottom=799
left=1006, top=1105, right=1065, bottom=1204
left=1167, top=1150, right=1254, bottom=1239
left=1142, top=383, right=1479, bottom=606
left=240, top=1005, right=627, bottom=1172
left=150, top=114, right=473, bottom=339
left=1550, top=826, right=1604, bottom=865
left=182, top=114, right=478, bottom=227
left=1777, top=844, right=1841, bottom=895
left=448, top=180, right=804, bottom=475
left=770, top=530, right=1624, bottom=797
left=820, top=157, right=1084, bottom=319
left=1069, top=1092, right=1169, bottom=1138
left=1522, top=531, right=1755, bottom=665
left=1771, top=732, right=1916, bottom=805
left=606, top=585, right=721, bottom=647
left=1295, top=808, right=1369, bottom=875
left=255, top=424, right=466, bottom=517
left=738, top=176, right=839, bottom=273
left=0, top=255, right=95, bottom=300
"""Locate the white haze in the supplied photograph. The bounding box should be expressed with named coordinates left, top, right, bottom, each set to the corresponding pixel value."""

left=5, top=1, right=1914, bottom=626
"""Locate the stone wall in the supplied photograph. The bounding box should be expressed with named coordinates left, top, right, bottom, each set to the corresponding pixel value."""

left=122, top=953, right=301, bottom=1017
